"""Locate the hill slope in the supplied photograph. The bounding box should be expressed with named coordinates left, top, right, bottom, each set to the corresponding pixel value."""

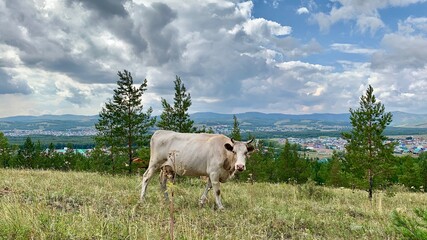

left=0, top=168, right=422, bottom=239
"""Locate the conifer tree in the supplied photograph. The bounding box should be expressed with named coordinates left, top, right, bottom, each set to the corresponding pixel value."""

left=157, top=76, right=194, bottom=133
left=95, top=100, right=120, bottom=169
left=244, top=140, right=274, bottom=182
left=18, top=137, right=35, bottom=168
left=0, top=132, right=10, bottom=167
left=95, top=70, right=155, bottom=173
left=399, top=156, right=422, bottom=189
left=419, top=152, right=427, bottom=190
left=279, top=139, right=304, bottom=182
left=230, top=115, right=242, bottom=141
left=342, top=85, right=394, bottom=199
left=326, top=152, right=344, bottom=187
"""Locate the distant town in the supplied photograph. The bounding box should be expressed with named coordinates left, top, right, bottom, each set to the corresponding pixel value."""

left=2, top=112, right=427, bottom=158
left=280, top=135, right=427, bottom=157
left=4, top=127, right=426, bottom=158
left=2, top=128, right=98, bottom=137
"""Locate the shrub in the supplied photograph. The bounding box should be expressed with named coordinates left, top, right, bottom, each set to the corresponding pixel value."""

left=392, top=208, right=427, bottom=239
left=297, top=179, right=333, bottom=201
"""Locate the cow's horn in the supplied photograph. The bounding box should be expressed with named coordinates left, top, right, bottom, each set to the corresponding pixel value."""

left=246, top=138, right=254, bottom=144
left=230, top=138, right=235, bottom=144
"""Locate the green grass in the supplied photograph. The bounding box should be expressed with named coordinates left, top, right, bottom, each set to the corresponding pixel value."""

left=0, top=168, right=425, bottom=239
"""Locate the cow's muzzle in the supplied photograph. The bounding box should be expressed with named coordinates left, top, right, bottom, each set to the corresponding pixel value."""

left=236, top=164, right=245, bottom=172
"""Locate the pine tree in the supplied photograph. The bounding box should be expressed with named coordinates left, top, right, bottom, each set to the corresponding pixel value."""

left=230, top=115, right=242, bottom=141
left=419, top=152, right=427, bottom=190
left=18, top=137, right=35, bottom=168
left=327, top=152, right=344, bottom=187
left=279, top=139, right=303, bottom=182
left=95, top=101, right=121, bottom=170
left=244, top=140, right=275, bottom=182
left=48, top=143, right=55, bottom=156
left=342, top=85, right=394, bottom=200
left=0, top=132, right=10, bottom=167
left=157, top=76, right=194, bottom=133
left=95, top=70, right=155, bottom=174
left=399, top=156, right=422, bottom=189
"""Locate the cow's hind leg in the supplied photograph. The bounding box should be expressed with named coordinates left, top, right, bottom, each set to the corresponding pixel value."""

left=199, top=178, right=212, bottom=207
left=160, top=165, right=174, bottom=201
left=160, top=168, right=168, bottom=201
left=140, top=164, right=160, bottom=201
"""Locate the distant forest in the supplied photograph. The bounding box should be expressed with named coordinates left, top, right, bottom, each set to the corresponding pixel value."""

left=7, top=135, right=96, bottom=149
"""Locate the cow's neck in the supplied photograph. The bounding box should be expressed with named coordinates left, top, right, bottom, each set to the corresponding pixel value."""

left=222, top=154, right=237, bottom=175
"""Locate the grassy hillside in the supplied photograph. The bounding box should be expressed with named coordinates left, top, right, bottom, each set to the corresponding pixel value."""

left=0, top=169, right=425, bottom=239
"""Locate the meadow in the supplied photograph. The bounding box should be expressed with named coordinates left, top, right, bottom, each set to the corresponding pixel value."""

left=0, top=168, right=425, bottom=239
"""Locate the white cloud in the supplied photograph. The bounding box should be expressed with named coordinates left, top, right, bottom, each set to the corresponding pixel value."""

left=263, top=0, right=281, bottom=9
left=361, top=15, right=427, bottom=113
left=231, top=18, right=292, bottom=37
left=356, top=15, right=385, bottom=34
left=312, top=0, right=426, bottom=33
left=297, top=7, right=309, bottom=15
left=398, top=16, right=427, bottom=33
left=236, top=1, right=254, bottom=19
left=371, top=33, right=427, bottom=70
left=330, top=43, right=377, bottom=54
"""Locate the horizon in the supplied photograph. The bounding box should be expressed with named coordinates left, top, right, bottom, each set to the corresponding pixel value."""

left=1, top=1, right=427, bottom=117
left=1, top=110, right=426, bottom=120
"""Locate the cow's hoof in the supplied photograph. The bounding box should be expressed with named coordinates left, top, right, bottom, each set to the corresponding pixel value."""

left=199, top=199, right=207, bottom=207
left=214, top=205, right=225, bottom=211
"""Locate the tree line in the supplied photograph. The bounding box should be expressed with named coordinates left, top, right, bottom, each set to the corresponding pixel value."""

left=239, top=138, right=427, bottom=192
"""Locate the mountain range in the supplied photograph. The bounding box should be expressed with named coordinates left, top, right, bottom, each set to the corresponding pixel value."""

left=1, top=111, right=427, bottom=132
left=191, top=111, right=427, bottom=128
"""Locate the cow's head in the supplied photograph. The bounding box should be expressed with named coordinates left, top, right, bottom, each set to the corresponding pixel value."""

left=224, top=138, right=255, bottom=172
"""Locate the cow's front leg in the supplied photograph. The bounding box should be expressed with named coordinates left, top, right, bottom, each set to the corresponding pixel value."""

left=199, top=178, right=212, bottom=206
left=209, top=172, right=224, bottom=210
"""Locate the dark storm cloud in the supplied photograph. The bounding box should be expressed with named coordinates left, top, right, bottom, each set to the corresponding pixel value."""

left=0, top=0, right=128, bottom=84
left=0, top=70, right=32, bottom=95
left=0, top=0, right=184, bottom=85
left=0, top=1, right=47, bottom=52
left=106, top=17, right=148, bottom=55
left=131, top=2, right=180, bottom=66
left=66, top=0, right=128, bottom=18
left=63, top=85, right=91, bottom=106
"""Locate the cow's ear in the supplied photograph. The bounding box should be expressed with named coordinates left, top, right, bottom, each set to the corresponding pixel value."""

left=224, top=143, right=234, bottom=152
left=247, top=145, right=255, bottom=152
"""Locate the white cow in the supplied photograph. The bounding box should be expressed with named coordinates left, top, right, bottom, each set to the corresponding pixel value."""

left=140, top=130, right=254, bottom=209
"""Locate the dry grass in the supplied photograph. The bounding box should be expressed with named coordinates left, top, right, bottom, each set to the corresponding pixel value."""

left=0, top=168, right=425, bottom=239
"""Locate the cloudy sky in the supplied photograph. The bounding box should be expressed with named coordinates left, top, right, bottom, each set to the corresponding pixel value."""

left=1, top=0, right=427, bottom=117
